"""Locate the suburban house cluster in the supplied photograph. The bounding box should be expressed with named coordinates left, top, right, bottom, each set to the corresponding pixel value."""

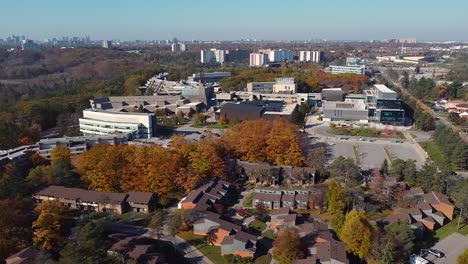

left=179, top=178, right=260, bottom=258
left=382, top=189, right=454, bottom=231
left=34, top=185, right=157, bottom=214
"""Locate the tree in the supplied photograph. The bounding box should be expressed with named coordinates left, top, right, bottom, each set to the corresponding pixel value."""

left=340, top=210, right=374, bottom=259
left=265, top=118, right=304, bottom=166
left=0, top=163, right=25, bottom=199
left=50, top=146, right=71, bottom=166
left=59, top=220, right=115, bottom=264
left=380, top=159, right=389, bottom=176
left=326, top=179, right=345, bottom=215
left=452, top=180, right=468, bottom=228
left=458, top=248, right=468, bottom=264
left=401, top=71, right=410, bottom=89
left=205, top=229, right=218, bottom=245
left=381, top=242, right=395, bottom=264
left=384, top=221, right=415, bottom=262
left=328, top=156, right=361, bottom=186
left=194, top=112, right=207, bottom=126
left=218, top=115, right=228, bottom=126
left=414, top=111, right=435, bottom=131
left=148, top=211, right=166, bottom=238
left=32, top=201, right=68, bottom=252
left=0, top=200, right=32, bottom=261
left=255, top=202, right=268, bottom=222
left=168, top=210, right=184, bottom=236
left=272, top=228, right=305, bottom=264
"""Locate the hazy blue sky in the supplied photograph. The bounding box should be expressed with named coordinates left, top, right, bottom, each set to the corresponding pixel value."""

left=1, top=0, right=468, bottom=41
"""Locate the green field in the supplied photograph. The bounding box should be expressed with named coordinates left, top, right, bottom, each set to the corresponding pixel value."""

left=419, top=141, right=447, bottom=168
left=249, top=220, right=267, bottom=232
left=178, top=231, right=225, bottom=264
left=435, top=217, right=468, bottom=240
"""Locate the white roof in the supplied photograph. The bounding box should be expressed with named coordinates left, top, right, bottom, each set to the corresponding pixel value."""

left=374, top=84, right=395, bottom=93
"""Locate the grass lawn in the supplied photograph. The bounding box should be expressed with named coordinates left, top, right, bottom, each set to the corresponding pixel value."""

left=207, top=124, right=231, bottom=129
left=419, top=141, right=447, bottom=168
left=261, top=229, right=276, bottom=240
left=249, top=220, right=267, bottom=232
left=243, top=193, right=254, bottom=208
left=434, top=217, right=468, bottom=240
left=191, top=124, right=206, bottom=128
left=254, top=254, right=272, bottom=264
left=178, top=231, right=225, bottom=264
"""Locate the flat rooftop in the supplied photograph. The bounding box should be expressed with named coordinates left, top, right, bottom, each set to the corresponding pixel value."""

left=374, top=84, right=395, bottom=94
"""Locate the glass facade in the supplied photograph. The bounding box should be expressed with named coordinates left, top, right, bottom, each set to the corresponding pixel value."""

left=379, top=110, right=404, bottom=123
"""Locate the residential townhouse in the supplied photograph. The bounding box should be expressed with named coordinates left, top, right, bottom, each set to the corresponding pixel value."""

left=178, top=178, right=232, bottom=210
left=193, top=211, right=242, bottom=245
left=252, top=188, right=310, bottom=209
left=381, top=191, right=454, bottom=231
left=34, top=185, right=157, bottom=215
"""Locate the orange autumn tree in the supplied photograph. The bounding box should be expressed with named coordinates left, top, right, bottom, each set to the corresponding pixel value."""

left=223, top=119, right=272, bottom=162
left=223, top=118, right=305, bottom=167
left=265, top=118, right=304, bottom=166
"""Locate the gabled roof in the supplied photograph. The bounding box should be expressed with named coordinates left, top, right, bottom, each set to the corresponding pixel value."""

left=36, top=185, right=128, bottom=204
left=253, top=192, right=281, bottom=202
left=423, top=191, right=452, bottom=205
left=127, top=192, right=155, bottom=204
left=270, top=207, right=290, bottom=216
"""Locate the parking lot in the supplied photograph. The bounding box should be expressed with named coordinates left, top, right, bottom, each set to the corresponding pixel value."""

left=328, top=140, right=425, bottom=170
left=424, top=233, right=468, bottom=264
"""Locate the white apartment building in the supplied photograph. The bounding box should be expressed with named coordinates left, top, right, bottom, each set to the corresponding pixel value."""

left=171, top=43, right=185, bottom=52
left=299, top=51, right=323, bottom=63
left=269, top=49, right=293, bottom=62
left=79, top=109, right=156, bottom=139
left=249, top=52, right=268, bottom=67
left=201, top=49, right=225, bottom=64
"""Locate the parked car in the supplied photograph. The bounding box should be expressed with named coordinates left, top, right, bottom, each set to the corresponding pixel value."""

left=427, top=249, right=444, bottom=258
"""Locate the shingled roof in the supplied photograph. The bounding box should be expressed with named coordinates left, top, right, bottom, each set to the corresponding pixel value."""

left=36, top=185, right=128, bottom=204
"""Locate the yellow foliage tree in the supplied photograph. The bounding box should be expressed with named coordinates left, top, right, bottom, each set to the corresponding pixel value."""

left=272, top=228, right=305, bottom=264
left=340, top=209, right=374, bottom=259
left=50, top=146, right=71, bottom=166
left=32, top=200, right=67, bottom=251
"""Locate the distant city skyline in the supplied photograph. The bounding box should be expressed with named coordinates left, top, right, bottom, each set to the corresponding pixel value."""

left=1, top=0, right=468, bottom=41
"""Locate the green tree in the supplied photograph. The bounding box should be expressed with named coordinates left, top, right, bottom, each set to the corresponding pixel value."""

left=59, top=220, right=115, bottom=264
left=384, top=221, right=415, bottom=262
left=340, top=210, right=374, bottom=259
left=148, top=211, right=166, bottom=238
left=401, top=71, right=410, bottom=89
left=380, top=159, right=389, bottom=176
left=326, top=179, right=346, bottom=215
left=381, top=242, right=395, bottom=264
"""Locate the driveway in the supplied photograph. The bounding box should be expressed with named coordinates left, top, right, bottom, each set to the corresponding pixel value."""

left=424, top=233, right=468, bottom=264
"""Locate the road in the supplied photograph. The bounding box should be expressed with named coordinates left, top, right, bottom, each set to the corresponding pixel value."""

left=396, top=84, right=468, bottom=143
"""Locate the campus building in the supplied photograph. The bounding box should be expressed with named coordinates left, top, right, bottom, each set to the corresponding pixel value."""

left=35, top=135, right=127, bottom=160
left=329, top=65, right=366, bottom=75
left=322, top=84, right=405, bottom=125
left=79, top=109, right=157, bottom=139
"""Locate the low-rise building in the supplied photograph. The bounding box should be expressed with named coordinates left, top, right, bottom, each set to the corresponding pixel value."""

left=221, top=231, right=258, bottom=258
left=252, top=188, right=311, bottom=209
left=35, top=135, right=127, bottom=159
left=34, top=185, right=157, bottom=215
left=322, top=100, right=369, bottom=123
left=272, top=77, right=297, bottom=94
left=329, top=65, right=366, bottom=75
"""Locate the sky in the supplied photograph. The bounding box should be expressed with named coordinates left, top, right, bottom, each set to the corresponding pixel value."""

left=1, top=0, right=468, bottom=41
